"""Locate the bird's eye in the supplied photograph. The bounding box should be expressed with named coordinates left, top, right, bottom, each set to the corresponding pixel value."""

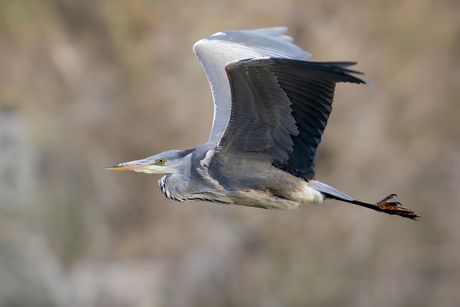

left=158, top=158, right=165, bottom=164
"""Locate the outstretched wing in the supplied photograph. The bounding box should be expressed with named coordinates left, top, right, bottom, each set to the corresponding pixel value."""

left=215, top=58, right=369, bottom=180
left=193, top=27, right=310, bottom=143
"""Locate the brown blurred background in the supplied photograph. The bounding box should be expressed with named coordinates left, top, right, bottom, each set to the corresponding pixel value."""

left=1, top=0, right=459, bottom=306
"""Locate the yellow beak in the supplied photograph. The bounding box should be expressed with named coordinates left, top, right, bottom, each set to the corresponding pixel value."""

left=104, top=159, right=150, bottom=172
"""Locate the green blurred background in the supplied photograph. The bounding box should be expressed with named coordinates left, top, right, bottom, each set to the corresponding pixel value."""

left=1, top=0, right=459, bottom=306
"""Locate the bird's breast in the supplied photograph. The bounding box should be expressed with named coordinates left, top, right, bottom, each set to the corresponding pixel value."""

left=158, top=174, right=187, bottom=202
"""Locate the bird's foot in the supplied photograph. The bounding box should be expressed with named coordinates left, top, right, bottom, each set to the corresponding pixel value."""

left=376, top=194, right=419, bottom=220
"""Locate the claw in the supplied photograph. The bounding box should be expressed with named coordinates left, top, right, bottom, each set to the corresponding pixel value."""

left=376, top=194, right=419, bottom=220
left=377, top=193, right=397, bottom=204
left=349, top=194, right=420, bottom=220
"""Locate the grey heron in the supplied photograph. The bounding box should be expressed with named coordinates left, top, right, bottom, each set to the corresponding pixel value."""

left=105, top=27, right=418, bottom=220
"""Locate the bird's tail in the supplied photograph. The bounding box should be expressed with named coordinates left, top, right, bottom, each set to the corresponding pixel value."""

left=308, top=180, right=354, bottom=202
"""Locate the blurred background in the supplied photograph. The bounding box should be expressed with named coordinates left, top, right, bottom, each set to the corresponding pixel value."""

left=1, top=0, right=459, bottom=306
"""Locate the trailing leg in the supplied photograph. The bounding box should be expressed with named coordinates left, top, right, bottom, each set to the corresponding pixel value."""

left=345, top=194, right=419, bottom=220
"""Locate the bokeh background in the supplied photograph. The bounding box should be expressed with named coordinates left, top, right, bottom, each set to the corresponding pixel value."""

left=1, top=0, right=459, bottom=306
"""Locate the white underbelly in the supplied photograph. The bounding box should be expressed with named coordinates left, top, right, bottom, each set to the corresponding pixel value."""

left=226, top=182, right=325, bottom=210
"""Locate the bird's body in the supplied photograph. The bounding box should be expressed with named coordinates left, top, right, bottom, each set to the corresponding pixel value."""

left=106, top=27, right=418, bottom=220
left=156, top=145, right=324, bottom=210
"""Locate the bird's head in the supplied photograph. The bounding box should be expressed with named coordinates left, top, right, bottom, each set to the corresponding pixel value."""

left=104, top=150, right=191, bottom=174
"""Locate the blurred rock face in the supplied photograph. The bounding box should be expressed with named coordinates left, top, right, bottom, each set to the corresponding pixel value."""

left=0, top=1, right=460, bottom=306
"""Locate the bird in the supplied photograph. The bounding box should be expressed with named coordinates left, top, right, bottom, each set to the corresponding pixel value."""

left=105, top=27, right=418, bottom=220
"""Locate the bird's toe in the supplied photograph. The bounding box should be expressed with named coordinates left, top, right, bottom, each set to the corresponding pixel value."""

left=377, top=198, right=419, bottom=220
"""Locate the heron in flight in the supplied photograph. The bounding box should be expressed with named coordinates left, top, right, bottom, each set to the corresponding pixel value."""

left=105, top=27, right=418, bottom=220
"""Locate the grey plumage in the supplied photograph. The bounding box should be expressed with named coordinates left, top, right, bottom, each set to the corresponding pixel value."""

left=105, top=27, right=418, bottom=220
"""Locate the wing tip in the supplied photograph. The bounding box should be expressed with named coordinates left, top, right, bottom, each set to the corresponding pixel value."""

left=365, top=80, right=377, bottom=89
